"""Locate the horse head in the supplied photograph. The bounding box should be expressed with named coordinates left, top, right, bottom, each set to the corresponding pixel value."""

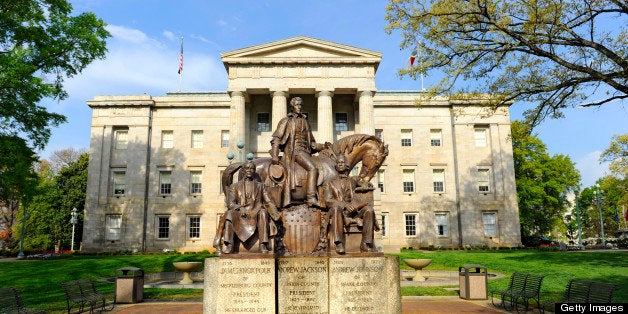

left=357, top=137, right=388, bottom=185
left=324, top=134, right=388, bottom=187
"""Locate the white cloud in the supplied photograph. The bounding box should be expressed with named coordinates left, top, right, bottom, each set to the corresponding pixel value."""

left=106, top=25, right=152, bottom=44
left=190, top=34, right=214, bottom=45
left=163, top=30, right=177, bottom=41
left=63, top=24, right=227, bottom=100
left=576, top=151, right=610, bottom=187
left=41, top=24, right=228, bottom=157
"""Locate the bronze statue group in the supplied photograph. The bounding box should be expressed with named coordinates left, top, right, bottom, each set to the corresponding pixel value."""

left=213, top=97, right=383, bottom=256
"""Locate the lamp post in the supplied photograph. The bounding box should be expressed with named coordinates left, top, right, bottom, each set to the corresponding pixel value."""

left=227, top=141, right=254, bottom=164
left=593, top=184, right=606, bottom=246
left=70, top=208, right=78, bottom=251
left=17, top=207, right=27, bottom=259
left=574, top=190, right=584, bottom=250
left=237, top=141, right=245, bottom=162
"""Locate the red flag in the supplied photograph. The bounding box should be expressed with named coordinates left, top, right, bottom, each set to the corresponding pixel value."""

left=178, top=41, right=183, bottom=74
left=409, top=47, right=418, bottom=66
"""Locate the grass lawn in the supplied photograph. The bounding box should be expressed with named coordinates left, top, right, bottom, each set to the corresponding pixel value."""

left=0, top=250, right=625, bottom=313
left=0, top=253, right=211, bottom=313
left=397, top=249, right=628, bottom=304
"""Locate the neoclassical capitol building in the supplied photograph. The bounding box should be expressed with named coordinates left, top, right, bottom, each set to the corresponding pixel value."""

left=82, top=37, right=521, bottom=252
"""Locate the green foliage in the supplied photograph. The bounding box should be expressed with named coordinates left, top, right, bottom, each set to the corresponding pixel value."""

left=384, top=0, right=628, bottom=128
left=0, top=135, right=38, bottom=249
left=511, top=121, right=580, bottom=238
left=579, top=177, right=627, bottom=239
left=601, top=134, right=628, bottom=178
left=21, top=153, right=89, bottom=251
left=0, top=0, right=110, bottom=149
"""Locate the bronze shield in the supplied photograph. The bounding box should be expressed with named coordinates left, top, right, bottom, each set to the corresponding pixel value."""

left=281, top=204, right=321, bottom=254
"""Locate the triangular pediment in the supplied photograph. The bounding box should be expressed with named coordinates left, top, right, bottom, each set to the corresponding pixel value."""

left=221, top=36, right=381, bottom=67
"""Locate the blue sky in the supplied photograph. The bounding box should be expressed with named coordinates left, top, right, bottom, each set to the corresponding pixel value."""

left=42, top=0, right=627, bottom=188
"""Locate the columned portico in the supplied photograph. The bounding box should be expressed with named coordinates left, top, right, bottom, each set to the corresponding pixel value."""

left=230, top=91, right=246, bottom=151
left=358, top=90, right=374, bottom=135
left=316, top=90, right=334, bottom=143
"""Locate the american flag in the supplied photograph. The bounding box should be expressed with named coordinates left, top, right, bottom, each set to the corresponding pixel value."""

left=178, top=40, right=183, bottom=74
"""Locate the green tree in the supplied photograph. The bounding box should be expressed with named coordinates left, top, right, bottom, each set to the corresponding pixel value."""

left=511, top=121, right=580, bottom=239
left=385, top=0, right=627, bottom=127
left=601, top=134, right=628, bottom=178
left=577, top=177, right=625, bottom=243
left=0, top=0, right=109, bottom=149
left=575, top=186, right=597, bottom=239
left=0, top=135, right=37, bottom=250
left=23, top=153, right=88, bottom=251
left=20, top=169, right=61, bottom=250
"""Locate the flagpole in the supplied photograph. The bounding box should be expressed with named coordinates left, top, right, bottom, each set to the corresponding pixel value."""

left=418, top=41, right=424, bottom=91
left=178, top=36, right=183, bottom=92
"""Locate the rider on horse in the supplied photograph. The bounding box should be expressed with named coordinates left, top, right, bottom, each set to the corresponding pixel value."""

left=270, top=96, right=330, bottom=208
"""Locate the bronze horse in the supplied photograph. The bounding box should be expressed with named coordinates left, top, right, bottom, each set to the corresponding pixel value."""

left=221, top=134, right=388, bottom=203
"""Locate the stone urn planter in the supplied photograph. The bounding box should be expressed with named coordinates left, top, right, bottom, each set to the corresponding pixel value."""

left=404, top=259, right=432, bottom=281
left=173, top=262, right=202, bottom=284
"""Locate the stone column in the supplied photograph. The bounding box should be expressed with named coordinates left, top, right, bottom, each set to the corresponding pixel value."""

left=229, top=91, right=246, bottom=152
left=317, top=90, right=334, bottom=143
left=271, top=91, right=288, bottom=130
left=358, top=90, right=375, bottom=135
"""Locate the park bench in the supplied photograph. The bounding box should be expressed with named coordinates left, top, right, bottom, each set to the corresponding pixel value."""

left=542, top=279, right=618, bottom=313
left=0, top=286, right=45, bottom=314
left=513, top=273, right=545, bottom=313
left=60, top=279, right=114, bottom=313
left=490, top=272, right=528, bottom=310
left=491, top=272, right=546, bottom=312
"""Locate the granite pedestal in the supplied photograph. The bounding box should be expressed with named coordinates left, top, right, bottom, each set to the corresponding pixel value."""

left=204, top=255, right=400, bottom=314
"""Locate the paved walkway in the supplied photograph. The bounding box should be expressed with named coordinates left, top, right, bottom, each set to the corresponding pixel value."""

left=112, top=296, right=516, bottom=313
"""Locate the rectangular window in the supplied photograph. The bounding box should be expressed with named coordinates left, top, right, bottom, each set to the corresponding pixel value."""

left=433, top=169, right=445, bottom=193
left=113, top=171, right=125, bottom=195
left=381, top=214, right=388, bottom=237
left=478, top=168, right=490, bottom=192
left=375, top=129, right=383, bottom=141
left=483, top=212, right=497, bottom=236
left=188, top=216, right=201, bottom=239
left=114, top=129, right=128, bottom=150
left=335, top=112, right=348, bottom=131
left=190, top=171, right=202, bottom=194
left=257, top=113, right=270, bottom=132
left=404, top=213, right=417, bottom=236
left=435, top=213, right=449, bottom=236
left=162, top=130, right=174, bottom=148
left=160, top=171, right=172, bottom=195
left=430, top=129, right=442, bottom=147
left=377, top=169, right=385, bottom=193
left=401, top=129, right=412, bottom=147
left=106, top=214, right=122, bottom=240
left=191, top=130, right=203, bottom=148
left=157, top=216, right=170, bottom=239
left=474, top=127, right=488, bottom=147
left=221, top=130, right=230, bottom=148
left=403, top=169, right=415, bottom=193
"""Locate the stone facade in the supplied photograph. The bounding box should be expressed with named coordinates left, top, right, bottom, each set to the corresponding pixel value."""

left=82, top=36, right=521, bottom=252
